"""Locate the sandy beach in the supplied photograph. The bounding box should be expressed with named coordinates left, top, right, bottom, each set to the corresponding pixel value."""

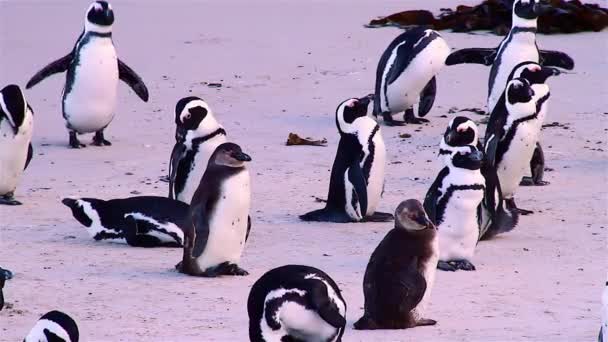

left=1, top=0, right=606, bottom=341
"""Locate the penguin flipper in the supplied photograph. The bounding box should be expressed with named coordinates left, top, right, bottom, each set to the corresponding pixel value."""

left=24, top=143, right=33, bottom=170
left=118, top=59, right=149, bottom=102
left=190, top=201, right=212, bottom=258
left=445, top=48, right=496, bottom=66
left=347, top=160, right=368, bottom=218
left=168, top=143, right=186, bottom=199
left=308, top=279, right=346, bottom=329
left=423, top=167, right=449, bottom=225
left=246, top=215, right=251, bottom=242
left=539, top=50, right=575, bottom=70
left=418, top=76, right=436, bottom=117
left=299, top=209, right=354, bottom=223
left=26, top=53, right=73, bottom=89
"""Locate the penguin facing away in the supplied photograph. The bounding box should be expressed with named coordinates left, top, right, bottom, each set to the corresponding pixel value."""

left=0, top=84, right=34, bottom=205
left=168, top=96, right=227, bottom=203
left=424, top=146, right=485, bottom=272
left=484, top=77, right=551, bottom=216
left=445, top=0, right=573, bottom=113
left=247, top=265, right=347, bottom=342
left=300, top=95, right=392, bottom=223
left=373, top=27, right=450, bottom=126
left=26, top=1, right=149, bottom=148
left=24, top=311, right=79, bottom=342
left=354, top=199, right=438, bottom=330
left=177, top=143, right=252, bottom=277
left=61, top=196, right=188, bottom=247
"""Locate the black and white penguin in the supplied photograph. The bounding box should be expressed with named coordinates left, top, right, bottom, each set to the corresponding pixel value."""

left=484, top=77, right=551, bottom=215
left=0, top=267, right=12, bottom=311
left=168, top=96, right=227, bottom=203
left=247, top=265, right=347, bottom=342
left=177, top=143, right=252, bottom=277
left=374, top=27, right=450, bottom=126
left=438, top=116, right=481, bottom=166
left=445, top=0, right=573, bottom=113
left=61, top=196, right=188, bottom=247
left=300, top=96, right=392, bottom=223
left=0, top=84, right=34, bottom=205
left=354, top=199, right=438, bottom=330
left=26, top=1, right=148, bottom=148
left=424, top=146, right=485, bottom=271
left=24, top=311, right=79, bottom=342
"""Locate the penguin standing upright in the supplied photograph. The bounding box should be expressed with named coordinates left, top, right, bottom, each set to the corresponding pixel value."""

left=168, top=97, right=227, bottom=203
left=374, top=27, right=450, bottom=126
left=424, top=146, right=485, bottom=271
left=24, top=310, right=79, bottom=342
left=484, top=77, right=551, bottom=215
left=177, top=143, right=252, bottom=277
left=0, top=267, right=12, bottom=311
left=247, top=265, right=347, bottom=342
left=300, top=96, right=392, bottom=223
left=26, top=1, right=148, bottom=148
left=0, top=84, right=34, bottom=205
left=354, top=199, right=438, bottom=330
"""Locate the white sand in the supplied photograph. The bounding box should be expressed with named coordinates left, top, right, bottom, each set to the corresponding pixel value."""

left=1, top=0, right=606, bottom=341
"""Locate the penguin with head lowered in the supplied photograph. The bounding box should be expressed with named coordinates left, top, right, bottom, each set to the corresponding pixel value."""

left=61, top=196, right=188, bottom=247
left=354, top=199, right=438, bottom=330
left=168, top=96, right=227, bottom=203
left=424, top=146, right=485, bottom=271
left=24, top=310, right=79, bottom=342
left=0, top=84, right=34, bottom=205
left=300, top=96, right=392, bottom=223
left=248, top=265, right=347, bottom=342
left=26, top=1, right=149, bottom=148
left=373, top=27, right=450, bottom=126
left=177, top=143, right=252, bottom=277
left=484, top=75, right=551, bottom=216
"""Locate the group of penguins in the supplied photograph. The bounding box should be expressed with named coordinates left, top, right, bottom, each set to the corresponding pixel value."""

left=1, top=0, right=593, bottom=341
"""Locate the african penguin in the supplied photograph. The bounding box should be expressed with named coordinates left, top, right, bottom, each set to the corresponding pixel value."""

left=248, top=265, right=347, bottom=342
left=484, top=77, right=551, bottom=216
left=24, top=310, right=79, bottom=342
left=424, top=146, right=485, bottom=271
left=300, top=95, right=392, bottom=223
left=0, top=84, right=34, bottom=205
left=373, top=27, right=450, bottom=126
left=0, top=267, right=12, bottom=311
left=177, top=143, right=252, bottom=277
left=168, top=96, right=227, bottom=203
left=438, top=116, right=481, bottom=167
left=26, top=1, right=149, bottom=148
left=446, top=0, right=573, bottom=113
left=354, top=199, right=438, bottom=330
left=61, top=196, right=188, bottom=247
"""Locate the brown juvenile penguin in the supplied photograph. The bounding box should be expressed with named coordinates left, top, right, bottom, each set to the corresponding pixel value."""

left=354, top=199, right=438, bottom=329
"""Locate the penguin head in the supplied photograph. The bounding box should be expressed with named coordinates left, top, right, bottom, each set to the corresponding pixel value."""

left=513, top=0, right=553, bottom=22
left=0, top=84, right=32, bottom=135
left=510, top=62, right=560, bottom=85
left=174, top=97, right=221, bottom=143
left=395, top=199, right=434, bottom=231
left=210, top=143, right=252, bottom=168
left=444, top=116, right=478, bottom=147
left=450, top=145, right=483, bottom=170
left=24, top=310, right=79, bottom=342
left=85, top=1, right=114, bottom=32
left=335, top=95, right=373, bottom=134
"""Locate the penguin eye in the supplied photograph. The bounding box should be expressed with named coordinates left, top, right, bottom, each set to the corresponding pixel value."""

left=184, top=113, right=191, bottom=120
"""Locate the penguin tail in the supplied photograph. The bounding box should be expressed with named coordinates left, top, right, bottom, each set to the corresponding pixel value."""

left=299, top=208, right=354, bottom=223
left=483, top=206, right=519, bottom=240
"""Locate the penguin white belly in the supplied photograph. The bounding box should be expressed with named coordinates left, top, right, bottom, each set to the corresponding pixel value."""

left=178, top=135, right=226, bottom=203
left=195, top=171, right=250, bottom=271
left=412, top=235, right=438, bottom=320
left=63, top=39, right=118, bottom=133
left=489, top=38, right=539, bottom=112
left=386, top=37, right=449, bottom=115
left=364, top=133, right=386, bottom=215
left=438, top=177, right=484, bottom=260
left=280, top=302, right=339, bottom=342
left=0, top=118, right=32, bottom=194
left=497, top=122, right=540, bottom=198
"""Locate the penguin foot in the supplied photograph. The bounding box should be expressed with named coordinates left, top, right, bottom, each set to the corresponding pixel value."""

left=514, top=208, right=534, bottom=215
left=382, top=112, right=406, bottom=126
left=353, top=316, right=380, bottom=330
left=404, top=109, right=429, bottom=124
left=505, top=198, right=533, bottom=215
left=416, top=318, right=437, bottom=327
left=0, top=194, right=21, bottom=206
left=219, top=263, right=248, bottom=276
left=452, top=259, right=476, bottom=271
left=519, top=176, right=550, bottom=186
left=437, top=261, right=457, bottom=272
left=69, top=132, right=86, bottom=148
left=92, top=131, right=112, bottom=146
left=362, top=211, right=394, bottom=222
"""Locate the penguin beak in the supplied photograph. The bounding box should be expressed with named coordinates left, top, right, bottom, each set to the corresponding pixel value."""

left=446, top=131, right=458, bottom=145
left=533, top=3, right=553, bottom=16
left=358, top=95, right=371, bottom=106
left=176, top=127, right=187, bottom=143
left=414, top=214, right=432, bottom=228
left=232, top=151, right=252, bottom=162
left=470, top=150, right=483, bottom=162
